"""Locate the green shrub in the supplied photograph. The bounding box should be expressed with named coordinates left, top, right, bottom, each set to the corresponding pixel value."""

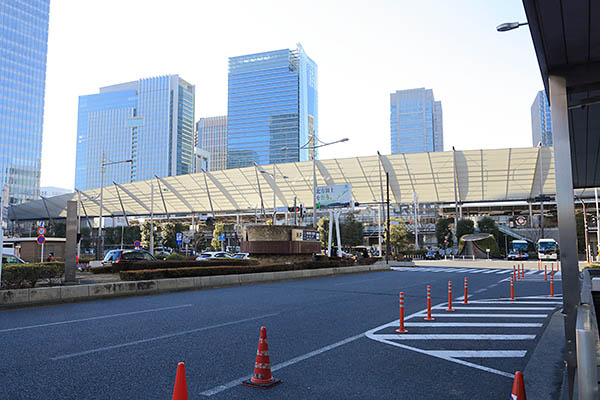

left=112, top=258, right=259, bottom=273
left=1, top=262, right=65, bottom=289
left=166, top=253, right=185, bottom=260
left=120, top=260, right=353, bottom=281
left=90, top=265, right=113, bottom=274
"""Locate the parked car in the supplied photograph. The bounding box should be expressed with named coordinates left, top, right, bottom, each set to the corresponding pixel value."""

left=425, top=250, right=441, bottom=260
left=102, top=249, right=157, bottom=265
left=507, top=251, right=529, bottom=261
left=2, top=254, right=25, bottom=264
left=195, top=252, right=232, bottom=261
left=231, top=253, right=250, bottom=259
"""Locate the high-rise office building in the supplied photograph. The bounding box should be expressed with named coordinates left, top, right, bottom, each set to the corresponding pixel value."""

left=0, top=0, right=50, bottom=204
left=390, top=88, right=443, bottom=154
left=531, top=90, right=552, bottom=147
left=227, top=44, right=318, bottom=169
left=75, top=75, right=195, bottom=191
left=196, top=116, right=227, bottom=171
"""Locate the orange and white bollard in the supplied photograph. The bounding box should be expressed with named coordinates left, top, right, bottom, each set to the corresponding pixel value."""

left=463, top=277, right=469, bottom=305
left=510, top=277, right=515, bottom=301
left=521, top=263, right=525, bottom=279
left=396, top=292, right=408, bottom=333
left=446, top=281, right=455, bottom=312
left=544, top=264, right=547, bottom=281
left=550, top=272, right=555, bottom=297
left=551, top=263, right=554, bottom=275
left=424, top=285, right=434, bottom=321
left=513, top=265, right=517, bottom=281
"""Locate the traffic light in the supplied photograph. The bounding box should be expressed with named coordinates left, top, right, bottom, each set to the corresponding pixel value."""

left=300, top=204, right=305, bottom=217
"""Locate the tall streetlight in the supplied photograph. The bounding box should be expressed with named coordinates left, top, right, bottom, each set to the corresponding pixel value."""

left=256, top=164, right=288, bottom=221
left=97, top=153, right=132, bottom=259
left=282, top=135, right=349, bottom=227
left=537, top=142, right=545, bottom=238
left=496, top=22, right=528, bottom=32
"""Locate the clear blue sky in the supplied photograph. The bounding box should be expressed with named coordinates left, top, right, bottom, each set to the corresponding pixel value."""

left=41, top=0, right=542, bottom=189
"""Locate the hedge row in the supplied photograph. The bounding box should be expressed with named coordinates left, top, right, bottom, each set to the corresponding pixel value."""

left=120, top=260, right=353, bottom=281
left=1, top=262, right=65, bottom=289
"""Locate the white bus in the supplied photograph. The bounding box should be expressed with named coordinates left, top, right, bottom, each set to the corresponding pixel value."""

left=537, top=238, right=558, bottom=261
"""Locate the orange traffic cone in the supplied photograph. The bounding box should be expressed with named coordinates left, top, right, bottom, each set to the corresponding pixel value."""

left=511, top=371, right=526, bottom=399
left=242, top=326, right=282, bottom=389
left=172, top=362, right=188, bottom=400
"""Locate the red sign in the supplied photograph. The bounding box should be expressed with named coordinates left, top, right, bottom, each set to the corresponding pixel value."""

left=37, top=227, right=46, bottom=236
left=36, top=235, right=46, bottom=244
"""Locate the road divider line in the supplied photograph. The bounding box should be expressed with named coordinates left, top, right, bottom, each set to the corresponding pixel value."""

left=334, top=276, right=388, bottom=286
left=373, top=334, right=536, bottom=340
left=51, top=312, right=279, bottom=361
left=0, top=304, right=194, bottom=333
left=470, top=301, right=561, bottom=305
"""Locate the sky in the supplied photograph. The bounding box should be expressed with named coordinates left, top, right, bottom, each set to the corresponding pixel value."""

left=41, top=0, right=543, bottom=190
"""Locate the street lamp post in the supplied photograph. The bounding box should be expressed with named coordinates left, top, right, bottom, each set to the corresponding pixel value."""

left=256, top=164, right=288, bottom=222
left=97, top=153, right=132, bottom=260
left=282, top=135, right=348, bottom=228
left=538, top=142, right=545, bottom=238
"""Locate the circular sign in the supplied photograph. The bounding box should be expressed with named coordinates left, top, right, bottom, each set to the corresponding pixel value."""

left=37, top=227, right=46, bottom=236
left=134, top=240, right=141, bottom=248
left=515, top=216, right=527, bottom=226
left=36, top=235, right=46, bottom=244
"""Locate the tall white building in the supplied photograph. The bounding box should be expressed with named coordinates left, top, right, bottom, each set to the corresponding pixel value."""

left=531, top=90, right=552, bottom=147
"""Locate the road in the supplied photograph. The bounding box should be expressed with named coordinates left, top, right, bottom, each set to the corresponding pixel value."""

left=0, top=265, right=563, bottom=399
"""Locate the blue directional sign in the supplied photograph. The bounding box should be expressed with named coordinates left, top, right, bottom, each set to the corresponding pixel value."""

left=176, top=232, right=183, bottom=245
left=218, top=234, right=226, bottom=242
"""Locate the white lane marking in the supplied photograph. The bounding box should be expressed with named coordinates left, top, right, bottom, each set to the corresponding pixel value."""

left=427, top=350, right=527, bottom=358
left=403, top=322, right=542, bottom=327
left=374, top=334, right=536, bottom=340
left=436, top=268, right=458, bottom=273
left=334, top=276, right=387, bottom=286
left=469, top=269, right=492, bottom=273
left=482, top=269, right=498, bottom=274
left=200, top=332, right=365, bottom=396
left=51, top=312, right=279, bottom=361
left=450, top=307, right=555, bottom=311
left=0, top=304, right=194, bottom=333
left=497, top=270, right=513, bottom=274
left=419, top=313, right=548, bottom=318
left=474, top=288, right=487, bottom=293
left=201, top=304, right=436, bottom=396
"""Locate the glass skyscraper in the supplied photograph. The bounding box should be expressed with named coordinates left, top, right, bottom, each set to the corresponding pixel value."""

left=196, top=116, right=227, bottom=171
left=531, top=90, right=552, bottom=147
left=227, top=44, right=318, bottom=169
left=75, top=75, right=195, bottom=191
left=390, top=88, right=443, bottom=154
left=0, top=0, right=50, bottom=204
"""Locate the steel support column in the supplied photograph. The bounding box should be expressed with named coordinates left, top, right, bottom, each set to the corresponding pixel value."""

left=549, top=75, right=580, bottom=399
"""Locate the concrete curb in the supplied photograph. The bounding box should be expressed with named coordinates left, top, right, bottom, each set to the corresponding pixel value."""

left=524, top=309, right=566, bottom=399
left=0, top=264, right=390, bottom=308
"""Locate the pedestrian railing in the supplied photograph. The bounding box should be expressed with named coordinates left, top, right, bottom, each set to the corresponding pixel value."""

left=576, top=269, right=600, bottom=399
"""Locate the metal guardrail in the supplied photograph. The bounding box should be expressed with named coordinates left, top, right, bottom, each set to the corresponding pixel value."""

left=576, top=269, right=600, bottom=399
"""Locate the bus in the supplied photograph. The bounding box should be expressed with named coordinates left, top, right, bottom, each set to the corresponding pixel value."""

left=537, top=238, right=558, bottom=261
left=508, top=240, right=529, bottom=260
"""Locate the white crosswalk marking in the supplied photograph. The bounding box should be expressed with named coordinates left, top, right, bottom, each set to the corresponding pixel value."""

left=427, top=350, right=527, bottom=358
left=366, top=296, right=561, bottom=378
left=422, top=313, right=548, bottom=318
left=374, top=334, right=536, bottom=340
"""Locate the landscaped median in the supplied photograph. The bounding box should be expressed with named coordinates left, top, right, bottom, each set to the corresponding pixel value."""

left=0, top=259, right=389, bottom=307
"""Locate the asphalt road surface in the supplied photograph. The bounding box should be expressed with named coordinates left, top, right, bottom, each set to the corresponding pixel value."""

left=0, top=265, right=563, bottom=399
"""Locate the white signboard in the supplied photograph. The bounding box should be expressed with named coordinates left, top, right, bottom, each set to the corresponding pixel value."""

left=315, top=184, right=352, bottom=209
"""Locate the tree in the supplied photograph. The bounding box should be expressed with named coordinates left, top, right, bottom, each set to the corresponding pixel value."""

left=385, top=218, right=411, bottom=253
left=317, top=217, right=329, bottom=249
left=211, top=222, right=225, bottom=250
left=141, top=220, right=158, bottom=249
left=477, top=216, right=505, bottom=255
left=161, top=222, right=186, bottom=249
left=340, top=214, right=364, bottom=246
left=435, top=218, right=454, bottom=248
left=456, top=219, right=475, bottom=241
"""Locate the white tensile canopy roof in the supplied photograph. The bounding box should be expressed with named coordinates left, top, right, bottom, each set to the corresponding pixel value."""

left=11, top=146, right=592, bottom=221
